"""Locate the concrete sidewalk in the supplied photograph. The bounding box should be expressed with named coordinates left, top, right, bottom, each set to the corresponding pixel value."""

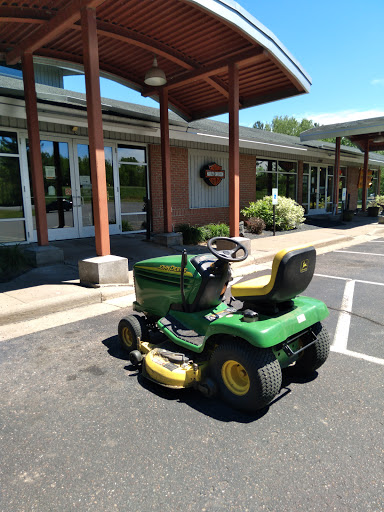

left=1, top=216, right=384, bottom=328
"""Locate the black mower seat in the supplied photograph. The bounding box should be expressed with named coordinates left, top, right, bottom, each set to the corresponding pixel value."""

left=231, top=245, right=316, bottom=304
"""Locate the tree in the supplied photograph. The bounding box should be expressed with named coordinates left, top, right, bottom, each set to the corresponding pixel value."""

left=253, top=115, right=318, bottom=137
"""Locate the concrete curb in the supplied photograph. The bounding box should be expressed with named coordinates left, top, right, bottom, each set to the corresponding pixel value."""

left=0, top=285, right=134, bottom=326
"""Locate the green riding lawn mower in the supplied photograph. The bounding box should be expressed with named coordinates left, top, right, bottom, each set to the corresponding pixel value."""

left=118, top=237, right=330, bottom=413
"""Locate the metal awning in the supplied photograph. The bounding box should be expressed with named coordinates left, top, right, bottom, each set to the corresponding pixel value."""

left=300, top=116, right=384, bottom=152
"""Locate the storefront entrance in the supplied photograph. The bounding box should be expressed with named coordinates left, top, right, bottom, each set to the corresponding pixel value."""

left=308, top=165, right=333, bottom=214
left=26, top=138, right=149, bottom=242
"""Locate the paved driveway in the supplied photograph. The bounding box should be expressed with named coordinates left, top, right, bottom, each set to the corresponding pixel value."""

left=0, top=241, right=383, bottom=512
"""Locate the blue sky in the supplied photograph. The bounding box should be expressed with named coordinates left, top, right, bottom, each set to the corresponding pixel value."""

left=64, top=0, right=384, bottom=128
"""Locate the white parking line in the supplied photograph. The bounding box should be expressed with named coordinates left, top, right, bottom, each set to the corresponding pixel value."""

left=330, top=347, right=384, bottom=366
left=332, top=280, right=355, bottom=352
left=314, top=274, right=384, bottom=287
left=334, top=250, right=384, bottom=256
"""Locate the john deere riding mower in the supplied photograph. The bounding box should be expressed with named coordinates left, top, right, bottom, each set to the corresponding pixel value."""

left=118, top=237, right=330, bottom=413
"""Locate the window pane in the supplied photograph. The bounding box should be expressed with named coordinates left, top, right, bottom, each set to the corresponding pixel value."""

left=256, top=160, right=276, bottom=173
left=278, top=161, right=297, bottom=173
left=119, top=163, right=146, bottom=214
left=0, top=131, right=18, bottom=154
left=256, top=171, right=275, bottom=200
left=327, top=175, right=334, bottom=212
left=0, top=220, right=26, bottom=242
left=278, top=173, right=296, bottom=200
left=121, top=213, right=147, bottom=232
left=303, top=163, right=310, bottom=174
left=328, top=165, right=334, bottom=176
left=0, top=156, right=24, bottom=219
left=118, top=145, right=146, bottom=164
left=302, top=174, right=309, bottom=210
left=77, top=144, right=93, bottom=227
left=104, top=147, right=116, bottom=224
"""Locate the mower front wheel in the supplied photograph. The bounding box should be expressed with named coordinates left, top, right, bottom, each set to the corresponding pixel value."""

left=118, top=316, right=142, bottom=353
left=210, top=339, right=282, bottom=413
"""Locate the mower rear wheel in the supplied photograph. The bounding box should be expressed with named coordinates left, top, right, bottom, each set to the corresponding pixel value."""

left=210, top=339, right=282, bottom=413
left=295, top=322, right=330, bottom=375
left=118, top=316, right=142, bottom=353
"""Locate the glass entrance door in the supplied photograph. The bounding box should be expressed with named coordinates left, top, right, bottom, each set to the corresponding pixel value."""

left=309, top=166, right=328, bottom=214
left=29, top=138, right=80, bottom=241
left=75, top=144, right=118, bottom=237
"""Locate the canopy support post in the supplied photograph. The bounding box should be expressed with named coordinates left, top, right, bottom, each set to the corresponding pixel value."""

left=229, top=62, right=240, bottom=237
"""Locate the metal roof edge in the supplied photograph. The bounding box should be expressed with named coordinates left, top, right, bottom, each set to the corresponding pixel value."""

left=187, top=0, right=312, bottom=92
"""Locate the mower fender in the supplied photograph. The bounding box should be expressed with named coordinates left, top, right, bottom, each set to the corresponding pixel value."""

left=205, top=296, right=329, bottom=349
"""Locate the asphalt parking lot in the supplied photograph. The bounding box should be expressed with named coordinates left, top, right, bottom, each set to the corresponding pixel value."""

left=0, top=240, right=383, bottom=512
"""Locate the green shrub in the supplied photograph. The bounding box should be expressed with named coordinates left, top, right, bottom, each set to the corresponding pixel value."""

left=176, top=223, right=230, bottom=244
left=245, top=217, right=266, bottom=234
left=199, top=223, right=230, bottom=241
left=176, top=224, right=203, bottom=245
left=241, top=196, right=305, bottom=231
left=0, top=244, right=30, bottom=282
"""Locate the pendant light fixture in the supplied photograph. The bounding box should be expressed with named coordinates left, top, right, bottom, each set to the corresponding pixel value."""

left=144, top=55, right=167, bottom=86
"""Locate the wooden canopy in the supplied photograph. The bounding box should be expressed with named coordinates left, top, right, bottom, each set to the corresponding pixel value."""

left=0, top=0, right=311, bottom=253
left=0, top=0, right=311, bottom=122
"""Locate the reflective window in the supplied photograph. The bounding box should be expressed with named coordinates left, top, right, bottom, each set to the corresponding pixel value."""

left=0, top=132, right=26, bottom=242
left=0, top=131, right=18, bottom=154
left=256, top=159, right=297, bottom=201
left=118, top=145, right=147, bottom=232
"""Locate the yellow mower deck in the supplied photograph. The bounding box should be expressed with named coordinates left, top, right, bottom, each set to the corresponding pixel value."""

left=140, top=342, right=208, bottom=389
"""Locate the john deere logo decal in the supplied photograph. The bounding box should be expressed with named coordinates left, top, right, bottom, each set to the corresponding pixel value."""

left=200, top=163, right=225, bottom=186
left=300, top=259, right=309, bottom=273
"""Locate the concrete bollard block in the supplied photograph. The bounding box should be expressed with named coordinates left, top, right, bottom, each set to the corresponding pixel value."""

left=78, top=255, right=129, bottom=287
left=152, top=232, right=183, bottom=247
left=23, top=245, right=64, bottom=267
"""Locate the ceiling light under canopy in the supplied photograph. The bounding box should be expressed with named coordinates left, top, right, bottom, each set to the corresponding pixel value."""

left=144, top=56, right=167, bottom=87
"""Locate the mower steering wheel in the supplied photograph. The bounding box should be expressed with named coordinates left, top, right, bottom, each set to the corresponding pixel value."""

left=207, top=237, right=248, bottom=263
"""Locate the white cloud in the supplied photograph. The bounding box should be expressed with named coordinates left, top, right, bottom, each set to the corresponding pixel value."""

left=295, top=109, right=384, bottom=126
left=371, top=79, right=384, bottom=86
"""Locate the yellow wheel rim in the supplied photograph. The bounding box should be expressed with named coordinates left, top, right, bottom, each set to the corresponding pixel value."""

left=121, top=326, right=134, bottom=348
left=221, top=360, right=250, bottom=396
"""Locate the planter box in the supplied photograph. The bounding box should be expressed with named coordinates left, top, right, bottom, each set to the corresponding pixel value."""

left=342, top=210, right=354, bottom=222
left=367, top=206, right=380, bottom=217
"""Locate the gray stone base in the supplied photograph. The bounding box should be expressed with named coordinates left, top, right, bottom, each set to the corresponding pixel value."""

left=78, top=255, right=129, bottom=287
left=152, top=232, right=183, bottom=247
left=378, top=215, right=384, bottom=224
left=215, top=237, right=251, bottom=257
left=22, top=245, right=64, bottom=267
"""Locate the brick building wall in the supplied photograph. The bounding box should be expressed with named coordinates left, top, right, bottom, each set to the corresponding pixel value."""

left=149, top=144, right=257, bottom=232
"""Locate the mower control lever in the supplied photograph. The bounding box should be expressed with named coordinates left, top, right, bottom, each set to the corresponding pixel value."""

left=207, top=237, right=248, bottom=262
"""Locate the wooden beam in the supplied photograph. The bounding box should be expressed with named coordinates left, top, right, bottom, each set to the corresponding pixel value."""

left=7, top=0, right=106, bottom=65
left=362, top=140, right=369, bottom=212
left=145, top=48, right=265, bottom=95
left=81, top=6, right=110, bottom=256
left=228, top=62, right=239, bottom=238
left=96, top=22, right=194, bottom=70
left=334, top=137, right=341, bottom=215
left=22, top=52, right=48, bottom=246
left=159, top=88, right=172, bottom=233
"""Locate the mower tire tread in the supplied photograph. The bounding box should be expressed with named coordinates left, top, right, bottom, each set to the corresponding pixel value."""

left=210, top=338, right=282, bottom=413
left=118, top=315, right=142, bottom=353
left=295, top=322, right=330, bottom=375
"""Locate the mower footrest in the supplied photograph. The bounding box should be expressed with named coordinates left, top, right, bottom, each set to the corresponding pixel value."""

left=160, top=315, right=205, bottom=348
